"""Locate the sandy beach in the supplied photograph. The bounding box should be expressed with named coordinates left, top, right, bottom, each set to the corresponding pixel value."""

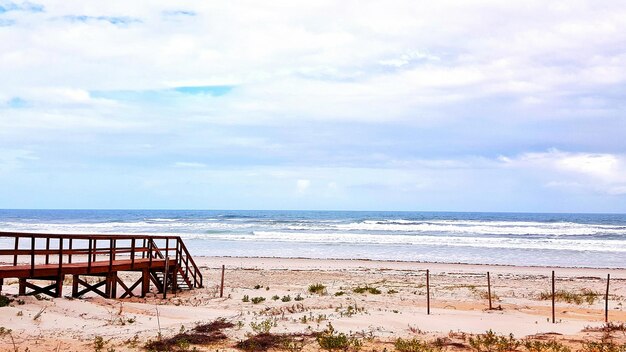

left=0, top=256, right=624, bottom=351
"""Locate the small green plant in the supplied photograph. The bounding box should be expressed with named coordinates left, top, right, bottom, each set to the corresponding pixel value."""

left=294, top=294, right=304, bottom=301
left=394, top=338, right=442, bottom=352
left=254, top=284, right=262, bottom=290
left=281, top=295, right=292, bottom=302
left=94, top=335, right=106, bottom=352
left=469, top=330, right=520, bottom=352
left=308, top=283, right=327, bottom=295
left=317, top=323, right=361, bottom=351
left=0, top=295, right=13, bottom=307
left=334, top=291, right=345, bottom=296
left=579, top=341, right=626, bottom=352
left=388, top=289, right=399, bottom=294
left=250, top=318, right=274, bottom=334
left=251, top=296, right=266, bottom=304
left=353, top=286, right=381, bottom=295
left=242, top=295, right=250, bottom=302
left=125, top=334, right=140, bottom=348
left=523, top=339, right=571, bottom=352
left=272, top=295, right=280, bottom=300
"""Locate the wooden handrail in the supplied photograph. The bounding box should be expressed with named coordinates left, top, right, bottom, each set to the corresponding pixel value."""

left=1, top=231, right=204, bottom=290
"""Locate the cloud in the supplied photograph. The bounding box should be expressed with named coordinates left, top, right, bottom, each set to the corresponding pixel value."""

left=0, top=148, right=37, bottom=172
left=0, top=1, right=44, bottom=13
left=59, top=15, right=141, bottom=26
left=1, top=2, right=626, bottom=210
left=500, top=150, right=626, bottom=195
left=173, top=162, right=206, bottom=168
left=296, top=179, right=311, bottom=193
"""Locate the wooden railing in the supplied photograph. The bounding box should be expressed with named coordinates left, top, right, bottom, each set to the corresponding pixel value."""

left=0, top=231, right=203, bottom=288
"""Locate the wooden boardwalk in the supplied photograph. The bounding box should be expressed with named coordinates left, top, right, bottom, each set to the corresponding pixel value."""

left=0, top=232, right=203, bottom=299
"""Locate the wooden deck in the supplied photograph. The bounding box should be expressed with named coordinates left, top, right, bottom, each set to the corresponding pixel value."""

left=0, top=232, right=202, bottom=299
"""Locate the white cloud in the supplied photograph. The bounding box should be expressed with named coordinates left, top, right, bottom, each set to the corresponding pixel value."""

left=500, top=149, right=626, bottom=195
left=173, top=162, right=206, bottom=168
left=296, top=179, right=311, bottom=193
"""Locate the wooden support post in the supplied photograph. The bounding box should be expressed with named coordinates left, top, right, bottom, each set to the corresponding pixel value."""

left=172, top=266, right=178, bottom=294
left=19, top=278, right=26, bottom=295
left=487, top=271, right=492, bottom=310
left=163, top=257, right=170, bottom=299
left=0, top=278, right=3, bottom=294
left=605, top=274, right=610, bottom=323
left=72, top=275, right=79, bottom=298
left=552, top=270, right=556, bottom=324
left=141, top=269, right=150, bottom=297
left=220, top=264, right=225, bottom=298
left=55, top=275, right=64, bottom=298
left=111, top=273, right=117, bottom=298
left=426, top=269, right=430, bottom=315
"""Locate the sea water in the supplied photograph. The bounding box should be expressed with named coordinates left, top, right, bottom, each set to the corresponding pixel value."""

left=0, top=209, right=624, bottom=268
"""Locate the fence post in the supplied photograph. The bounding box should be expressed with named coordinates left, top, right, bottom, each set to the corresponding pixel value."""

left=487, top=271, right=492, bottom=310
left=552, top=270, right=556, bottom=324
left=605, top=274, right=610, bottom=323
left=220, top=265, right=225, bottom=298
left=426, top=269, right=430, bottom=315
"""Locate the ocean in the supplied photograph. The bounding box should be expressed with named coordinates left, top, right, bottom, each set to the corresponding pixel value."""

left=0, top=209, right=624, bottom=268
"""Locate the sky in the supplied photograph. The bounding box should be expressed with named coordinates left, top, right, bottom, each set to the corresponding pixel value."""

left=1, top=1, right=626, bottom=212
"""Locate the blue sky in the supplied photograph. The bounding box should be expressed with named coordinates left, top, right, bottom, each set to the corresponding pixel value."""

left=1, top=1, right=626, bottom=212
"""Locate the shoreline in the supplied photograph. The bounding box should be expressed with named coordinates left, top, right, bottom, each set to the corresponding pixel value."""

left=196, top=255, right=626, bottom=277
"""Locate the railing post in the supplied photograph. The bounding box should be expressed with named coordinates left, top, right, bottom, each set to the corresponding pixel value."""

left=148, top=239, right=153, bottom=269
left=109, top=238, right=114, bottom=272
left=13, top=236, right=19, bottom=266
left=58, top=236, right=64, bottom=276
left=45, top=237, right=50, bottom=265
left=165, top=238, right=169, bottom=260
left=30, top=235, right=35, bottom=277
left=68, top=238, right=73, bottom=263
left=131, top=238, right=136, bottom=269
left=88, top=239, right=93, bottom=273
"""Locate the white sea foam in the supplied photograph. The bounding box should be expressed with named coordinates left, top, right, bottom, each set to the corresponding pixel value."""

left=181, top=231, right=626, bottom=252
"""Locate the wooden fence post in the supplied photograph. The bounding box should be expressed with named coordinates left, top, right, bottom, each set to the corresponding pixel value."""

left=552, top=270, right=556, bottom=324
left=605, top=274, right=610, bottom=323
left=220, top=265, right=225, bottom=298
left=426, top=269, right=430, bottom=315
left=487, top=271, right=492, bottom=310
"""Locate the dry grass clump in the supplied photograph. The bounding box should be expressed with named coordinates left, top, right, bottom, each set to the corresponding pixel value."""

left=309, top=283, right=327, bottom=295
left=353, top=286, right=381, bottom=295
left=193, top=318, right=235, bottom=333
left=539, top=289, right=600, bottom=305
left=583, top=322, right=626, bottom=334
left=145, top=318, right=233, bottom=351
left=236, top=333, right=313, bottom=351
